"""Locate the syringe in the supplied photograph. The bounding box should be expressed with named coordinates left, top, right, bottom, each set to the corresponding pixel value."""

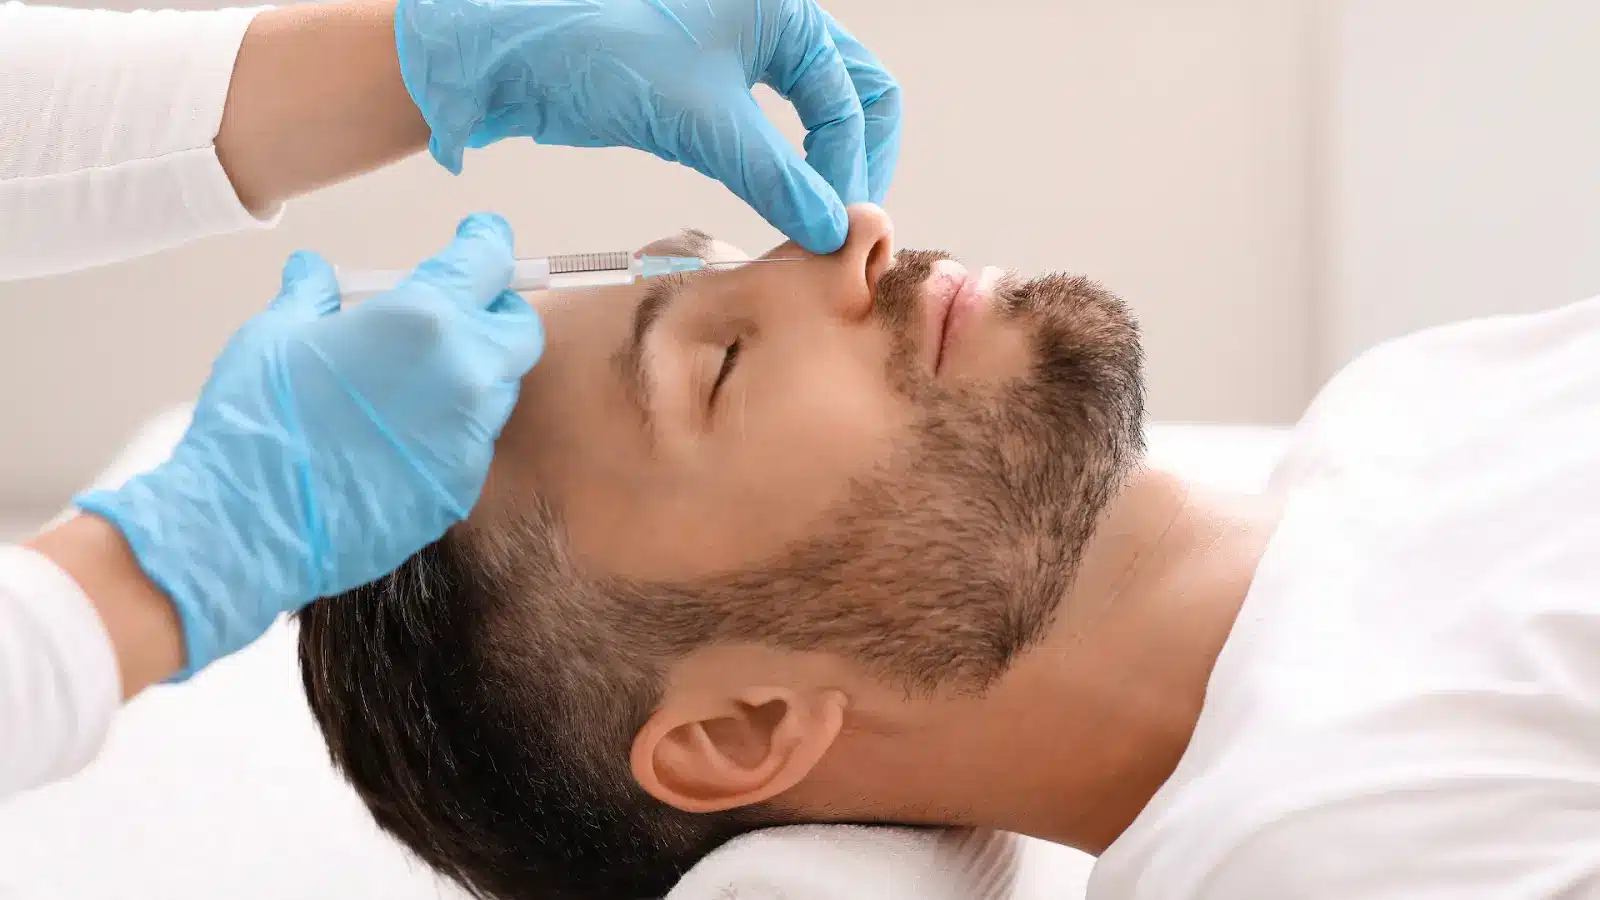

left=336, top=251, right=801, bottom=298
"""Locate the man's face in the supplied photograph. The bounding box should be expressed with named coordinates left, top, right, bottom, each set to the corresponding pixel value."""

left=481, top=204, right=1144, bottom=687
left=297, top=205, right=1147, bottom=899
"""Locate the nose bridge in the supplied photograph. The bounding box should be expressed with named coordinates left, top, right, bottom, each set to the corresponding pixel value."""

left=829, top=204, right=895, bottom=320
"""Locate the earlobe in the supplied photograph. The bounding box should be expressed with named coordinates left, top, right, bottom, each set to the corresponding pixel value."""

left=631, top=688, right=847, bottom=815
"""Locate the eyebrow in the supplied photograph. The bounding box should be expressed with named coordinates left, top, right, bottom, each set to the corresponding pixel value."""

left=652, top=228, right=714, bottom=260
left=612, top=229, right=719, bottom=434
left=616, top=273, right=687, bottom=436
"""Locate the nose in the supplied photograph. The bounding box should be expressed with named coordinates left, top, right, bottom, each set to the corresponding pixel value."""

left=828, top=204, right=895, bottom=320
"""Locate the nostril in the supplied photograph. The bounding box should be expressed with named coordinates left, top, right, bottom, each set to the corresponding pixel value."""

left=858, top=237, right=894, bottom=321
left=834, top=204, right=895, bottom=318
left=865, top=236, right=893, bottom=292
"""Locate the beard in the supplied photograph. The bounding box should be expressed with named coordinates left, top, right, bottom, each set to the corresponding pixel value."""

left=822, top=250, right=1149, bottom=692
left=643, top=250, right=1147, bottom=696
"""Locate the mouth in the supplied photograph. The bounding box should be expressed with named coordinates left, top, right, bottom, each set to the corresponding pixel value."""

left=929, top=265, right=1001, bottom=375
left=922, top=261, right=969, bottom=375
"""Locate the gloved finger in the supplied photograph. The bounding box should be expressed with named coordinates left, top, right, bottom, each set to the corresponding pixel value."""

left=403, top=213, right=517, bottom=309
left=270, top=251, right=342, bottom=319
left=679, top=94, right=849, bottom=254
left=760, top=0, right=868, bottom=207
left=481, top=289, right=546, bottom=377
left=821, top=10, right=903, bottom=205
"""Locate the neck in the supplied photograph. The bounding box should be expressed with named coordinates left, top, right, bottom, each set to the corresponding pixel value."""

left=808, top=467, right=1279, bottom=852
left=1010, top=467, right=1278, bottom=850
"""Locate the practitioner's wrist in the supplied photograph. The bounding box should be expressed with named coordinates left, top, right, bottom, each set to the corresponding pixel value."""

left=28, top=515, right=185, bottom=700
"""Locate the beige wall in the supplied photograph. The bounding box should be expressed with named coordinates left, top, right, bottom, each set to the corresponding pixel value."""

left=0, top=0, right=1318, bottom=513
left=1319, top=0, right=1600, bottom=376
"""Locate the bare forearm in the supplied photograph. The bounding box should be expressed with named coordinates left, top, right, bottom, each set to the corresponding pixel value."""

left=216, top=0, right=429, bottom=215
left=28, top=516, right=183, bottom=701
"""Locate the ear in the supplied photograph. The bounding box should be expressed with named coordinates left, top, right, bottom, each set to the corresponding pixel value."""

left=631, top=687, right=847, bottom=814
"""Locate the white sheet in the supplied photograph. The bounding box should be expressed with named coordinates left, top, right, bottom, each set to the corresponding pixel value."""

left=0, top=405, right=1291, bottom=900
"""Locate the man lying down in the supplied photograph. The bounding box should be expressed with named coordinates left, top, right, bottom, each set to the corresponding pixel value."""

left=298, top=204, right=1600, bottom=899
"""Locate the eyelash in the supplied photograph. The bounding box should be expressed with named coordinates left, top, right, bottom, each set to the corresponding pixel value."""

left=710, top=338, right=742, bottom=405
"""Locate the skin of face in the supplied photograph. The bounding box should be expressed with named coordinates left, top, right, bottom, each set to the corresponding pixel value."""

left=473, top=202, right=1103, bottom=818
left=482, top=205, right=1035, bottom=582
left=292, top=200, right=1281, bottom=900
left=466, top=203, right=1266, bottom=853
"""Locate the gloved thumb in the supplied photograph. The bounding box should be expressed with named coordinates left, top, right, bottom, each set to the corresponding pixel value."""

left=693, top=96, right=849, bottom=255
left=482, top=289, right=546, bottom=378
left=271, top=251, right=342, bottom=319
left=403, top=213, right=517, bottom=310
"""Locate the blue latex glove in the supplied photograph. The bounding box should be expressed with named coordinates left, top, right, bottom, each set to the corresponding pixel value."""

left=395, top=0, right=902, bottom=254
left=76, top=214, right=543, bottom=679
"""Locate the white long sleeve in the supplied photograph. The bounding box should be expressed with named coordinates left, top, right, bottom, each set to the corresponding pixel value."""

left=0, top=545, right=119, bottom=801
left=0, top=2, right=276, bottom=281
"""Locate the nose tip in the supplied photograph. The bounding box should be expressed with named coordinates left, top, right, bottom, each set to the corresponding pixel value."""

left=832, top=204, right=894, bottom=319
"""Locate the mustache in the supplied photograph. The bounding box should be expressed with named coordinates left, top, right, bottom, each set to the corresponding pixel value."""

left=877, top=251, right=1114, bottom=323
left=870, top=249, right=957, bottom=330
left=872, top=250, right=1036, bottom=332
left=869, top=250, right=1139, bottom=374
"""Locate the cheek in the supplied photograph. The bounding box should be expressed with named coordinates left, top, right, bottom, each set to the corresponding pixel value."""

left=602, top=336, right=913, bottom=580
left=691, top=338, right=910, bottom=522
left=731, top=343, right=908, bottom=481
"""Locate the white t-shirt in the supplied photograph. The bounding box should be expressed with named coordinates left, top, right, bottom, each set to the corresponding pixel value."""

left=1092, top=296, right=1600, bottom=899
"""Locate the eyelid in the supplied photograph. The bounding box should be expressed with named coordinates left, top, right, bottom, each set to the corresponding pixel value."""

left=710, top=339, right=740, bottom=407
left=703, top=319, right=756, bottom=411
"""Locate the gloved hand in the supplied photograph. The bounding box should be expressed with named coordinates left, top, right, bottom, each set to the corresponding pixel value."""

left=395, top=0, right=902, bottom=254
left=76, top=214, right=543, bottom=679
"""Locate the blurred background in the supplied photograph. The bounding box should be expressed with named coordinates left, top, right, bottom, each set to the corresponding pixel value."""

left=6, top=0, right=1600, bottom=535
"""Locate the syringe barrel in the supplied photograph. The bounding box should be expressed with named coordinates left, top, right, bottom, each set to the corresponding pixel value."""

left=509, top=257, right=553, bottom=292
left=335, top=267, right=408, bottom=298
left=335, top=252, right=670, bottom=298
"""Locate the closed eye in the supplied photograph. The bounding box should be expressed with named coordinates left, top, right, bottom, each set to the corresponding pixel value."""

left=710, top=339, right=741, bottom=406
